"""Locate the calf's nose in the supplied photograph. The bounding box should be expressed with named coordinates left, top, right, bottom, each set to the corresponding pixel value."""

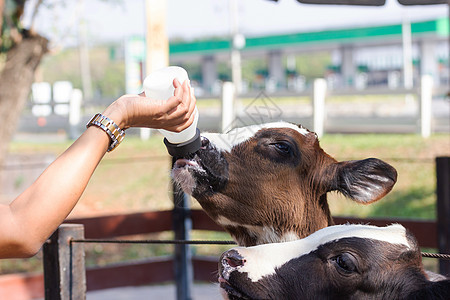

left=221, top=249, right=246, bottom=269
left=200, top=136, right=210, bottom=149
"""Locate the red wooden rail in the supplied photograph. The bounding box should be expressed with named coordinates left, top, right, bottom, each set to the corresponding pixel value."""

left=63, top=210, right=438, bottom=247
left=0, top=209, right=438, bottom=300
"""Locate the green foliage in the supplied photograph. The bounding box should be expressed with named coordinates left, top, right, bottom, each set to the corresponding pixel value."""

left=239, top=52, right=331, bottom=88
left=39, top=45, right=126, bottom=98
left=0, top=252, right=43, bottom=274
left=242, top=58, right=268, bottom=83
left=178, top=62, right=202, bottom=82
left=83, top=232, right=175, bottom=268
left=39, top=49, right=83, bottom=88
left=1, top=0, right=28, bottom=52
left=217, top=61, right=231, bottom=81
left=291, top=51, right=332, bottom=80
left=94, top=62, right=126, bottom=97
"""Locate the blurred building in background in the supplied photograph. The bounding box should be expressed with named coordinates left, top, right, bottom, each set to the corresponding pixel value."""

left=23, top=17, right=449, bottom=137
left=166, top=17, right=448, bottom=94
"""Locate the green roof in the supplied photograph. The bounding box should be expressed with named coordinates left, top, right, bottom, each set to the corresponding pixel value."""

left=169, top=17, right=448, bottom=56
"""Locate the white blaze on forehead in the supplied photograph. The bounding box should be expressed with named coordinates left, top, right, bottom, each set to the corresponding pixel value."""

left=203, top=122, right=310, bottom=153
left=230, top=224, right=410, bottom=282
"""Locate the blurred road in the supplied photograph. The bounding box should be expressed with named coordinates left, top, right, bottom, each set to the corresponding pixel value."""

left=86, top=283, right=221, bottom=300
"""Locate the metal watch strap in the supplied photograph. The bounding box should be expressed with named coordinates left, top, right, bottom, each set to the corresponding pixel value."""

left=86, top=113, right=125, bottom=152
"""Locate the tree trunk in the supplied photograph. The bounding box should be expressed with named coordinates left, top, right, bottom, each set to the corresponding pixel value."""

left=0, top=33, right=48, bottom=167
left=0, top=0, right=4, bottom=36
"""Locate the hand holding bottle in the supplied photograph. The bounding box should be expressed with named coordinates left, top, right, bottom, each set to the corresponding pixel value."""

left=102, top=78, right=196, bottom=133
left=143, top=66, right=201, bottom=157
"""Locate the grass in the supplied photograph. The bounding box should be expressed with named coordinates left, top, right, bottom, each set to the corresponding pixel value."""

left=1, top=132, right=448, bottom=275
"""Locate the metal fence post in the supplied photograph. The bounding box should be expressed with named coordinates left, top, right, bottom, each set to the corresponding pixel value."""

left=172, top=158, right=193, bottom=300
left=436, top=157, right=450, bottom=276
left=43, top=224, right=86, bottom=300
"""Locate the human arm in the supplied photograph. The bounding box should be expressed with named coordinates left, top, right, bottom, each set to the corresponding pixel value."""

left=0, top=79, right=195, bottom=258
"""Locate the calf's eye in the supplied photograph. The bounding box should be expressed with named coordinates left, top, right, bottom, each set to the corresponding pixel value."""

left=332, top=253, right=358, bottom=274
left=271, top=142, right=292, bottom=155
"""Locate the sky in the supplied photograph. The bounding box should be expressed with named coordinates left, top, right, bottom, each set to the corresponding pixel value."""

left=24, top=0, right=448, bottom=48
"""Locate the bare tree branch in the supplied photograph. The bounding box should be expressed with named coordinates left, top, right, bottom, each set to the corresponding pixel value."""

left=29, top=0, right=43, bottom=31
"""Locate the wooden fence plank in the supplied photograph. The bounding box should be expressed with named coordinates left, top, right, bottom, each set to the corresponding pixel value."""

left=0, top=273, right=44, bottom=300
left=65, top=210, right=173, bottom=238
left=86, top=258, right=173, bottom=291
left=193, top=257, right=220, bottom=283
left=43, top=224, right=86, bottom=300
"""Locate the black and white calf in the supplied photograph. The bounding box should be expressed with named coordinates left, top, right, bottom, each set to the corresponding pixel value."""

left=172, top=122, right=397, bottom=246
left=219, top=224, right=450, bottom=300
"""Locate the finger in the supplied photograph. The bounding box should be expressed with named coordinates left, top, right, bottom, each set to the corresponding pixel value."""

left=165, top=107, right=196, bottom=132
left=165, top=81, right=191, bottom=118
left=164, top=84, right=183, bottom=113
left=180, top=80, right=194, bottom=111
left=173, top=80, right=183, bottom=100
left=182, top=106, right=197, bottom=129
left=175, top=80, right=196, bottom=123
left=186, top=84, right=196, bottom=117
left=166, top=97, right=196, bottom=131
left=173, top=78, right=181, bottom=90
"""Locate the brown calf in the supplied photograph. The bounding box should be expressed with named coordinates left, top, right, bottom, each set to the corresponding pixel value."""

left=172, top=122, right=397, bottom=247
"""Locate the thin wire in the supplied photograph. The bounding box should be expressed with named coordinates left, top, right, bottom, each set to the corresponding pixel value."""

left=70, top=238, right=450, bottom=260
left=421, top=252, right=450, bottom=260
left=71, top=239, right=237, bottom=245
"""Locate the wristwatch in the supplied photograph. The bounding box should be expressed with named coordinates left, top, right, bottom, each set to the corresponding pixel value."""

left=86, top=113, right=125, bottom=152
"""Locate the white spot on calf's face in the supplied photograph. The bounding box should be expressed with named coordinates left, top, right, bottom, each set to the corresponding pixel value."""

left=203, top=122, right=310, bottom=153
left=226, top=224, right=410, bottom=282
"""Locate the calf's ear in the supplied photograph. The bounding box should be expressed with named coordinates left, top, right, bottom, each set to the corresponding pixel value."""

left=328, top=158, right=397, bottom=204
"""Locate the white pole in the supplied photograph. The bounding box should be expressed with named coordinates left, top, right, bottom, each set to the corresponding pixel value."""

left=313, top=78, right=327, bottom=138
left=420, top=75, right=433, bottom=138
left=402, top=13, right=413, bottom=90
left=69, top=89, right=83, bottom=140
left=230, top=0, right=242, bottom=95
left=142, top=0, right=169, bottom=140
left=77, top=0, right=93, bottom=102
left=222, top=82, right=235, bottom=133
